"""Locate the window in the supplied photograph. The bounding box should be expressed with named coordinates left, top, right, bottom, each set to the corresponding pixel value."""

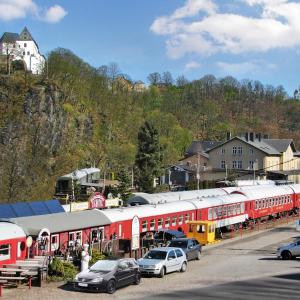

left=158, top=218, right=163, bottom=229
left=236, top=203, right=241, bottom=214
left=232, top=204, right=237, bottom=215
left=175, top=249, right=183, bottom=258
left=223, top=206, right=227, bottom=217
left=150, top=219, right=155, bottom=230
left=24, top=43, right=27, bottom=47
left=249, top=148, right=254, bottom=155
left=217, top=207, right=223, bottom=218
left=241, top=202, right=245, bottom=213
left=249, top=161, right=254, bottom=169
left=178, top=215, right=183, bottom=224
left=185, top=214, right=190, bottom=223
left=51, top=234, right=59, bottom=252
left=232, top=161, right=237, bottom=169
left=228, top=205, right=232, bottom=216
left=221, top=160, right=226, bottom=169
left=118, top=224, right=122, bottom=237
left=275, top=198, right=279, bottom=206
left=208, top=209, right=212, bottom=220
left=191, top=213, right=195, bottom=220
left=237, top=146, right=243, bottom=155
left=213, top=208, right=218, bottom=219
left=172, top=216, right=177, bottom=226
left=69, top=231, right=82, bottom=246
left=27, top=51, right=30, bottom=55
left=165, top=217, right=170, bottom=227
left=142, top=220, right=148, bottom=232
left=168, top=250, right=176, bottom=260
left=221, top=148, right=225, bottom=155
left=23, top=51, right=25, bottom=55
left=255, top=201, right=258, bottom=210
left=0, top=244, right=11, bottom=261
left=237, top=161, right=242, bottom=169
left=232, top=146, right=237, bottom=155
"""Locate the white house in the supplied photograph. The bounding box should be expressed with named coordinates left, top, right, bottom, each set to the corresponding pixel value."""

left=0, top=27, right=45, bottom=74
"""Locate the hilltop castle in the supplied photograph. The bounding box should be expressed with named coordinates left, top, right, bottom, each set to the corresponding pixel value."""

left=0, top=27, right=45, bottom=74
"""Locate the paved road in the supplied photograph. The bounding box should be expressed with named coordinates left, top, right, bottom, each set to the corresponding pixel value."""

left=4, top=223, right=300, bottom=300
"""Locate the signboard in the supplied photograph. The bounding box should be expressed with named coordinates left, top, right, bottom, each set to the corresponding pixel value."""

left=131, top=215, right=140, bottom=250
left=71, top=201, right=89, bottom=211
left=26, top=236, right=33, bottom=247
left=88, top=192, right=106, bottom=209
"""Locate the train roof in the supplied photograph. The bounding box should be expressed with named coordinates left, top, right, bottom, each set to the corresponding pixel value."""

left=0, top=221, right=26, bottom=240
left=126, top=188, right=228, bottom=205
left=8, top=209, right=111, bottom=236
left=288, top=184, right=300, bottom=193
left=230, top=185, right=294, bottom=199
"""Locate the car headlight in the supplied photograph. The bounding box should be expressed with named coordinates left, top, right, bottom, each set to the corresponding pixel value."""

left=91, top=277, right=103, bottom=283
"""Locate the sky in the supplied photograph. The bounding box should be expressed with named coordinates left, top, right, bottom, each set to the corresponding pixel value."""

left=1, top=0, right=300, bottom=95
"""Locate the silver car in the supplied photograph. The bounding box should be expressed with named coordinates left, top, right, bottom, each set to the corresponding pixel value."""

left=137, top=247, right=187, bottom=278
left=277, top=239, right=300, bottom=260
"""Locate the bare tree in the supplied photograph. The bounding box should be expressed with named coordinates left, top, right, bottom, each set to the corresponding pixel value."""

left=162, top=71, right=173, bottom=86
left=147, top=72, right=161, bottom=86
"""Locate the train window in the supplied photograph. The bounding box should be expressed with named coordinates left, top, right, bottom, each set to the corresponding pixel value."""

left=119, top=224, right=122, bottom=237
left=254, top=201, right=257, bottom=210
left=208, top=209, right=213, bottom=220
left=178, top=215, right=183, bottom=224
left=165, top=217, right=170, bottom=227
left=0, top=244, right=11, bottom=261
left=269, top=198, right=272, bottom=207
left=227, top=206, right=232, bottom=216
left=223, top=206, right=227, bottom=217
left=232, top=205, right=237, bottom=215
left=276, top=198, right=279, bottom=206
left=217, top=207, right=222, bottom=218
left=150, top=219, right=155, bottom=230
left=142, top=220, right=148, bottom=232
left=185, top=214, right=190, bottom=223
left=191, top=213, right=195, bottom=220
left=272, top=198, right=274, bottom=206
left=288, top=195, right=291, bottom=202
left=241, top=202, right=245, bottom=213
left=158, top=218, right=163, bottom=229
left=258, top=200, right=261, bottom=209
left=172, top=216, right=177, bottom=226
left=213, top=208, right=218, bottom=219
left=236, top=204, right=241, bottom=214
left=283, top=196, right=286, bottom=204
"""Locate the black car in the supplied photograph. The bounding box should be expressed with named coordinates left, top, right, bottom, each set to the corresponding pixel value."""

left=168, top=238, right=202, bottom=261
left=74, top=258, right=141, bottom=294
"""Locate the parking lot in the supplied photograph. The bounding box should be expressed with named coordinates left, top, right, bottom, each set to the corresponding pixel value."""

left=3, top=223, right=300, bottom=300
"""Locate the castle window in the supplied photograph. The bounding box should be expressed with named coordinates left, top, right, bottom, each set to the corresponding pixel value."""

left=232, top=146, right=237, bottom=155
left=27, top=51, right=30, bottom=55
left=23, top=51, right=25, bottom=55
left=221, top=148, right=225, bottom=155
left=221, top=160, right=226, bottom=169
left=24, top=43, right=27, bottom=47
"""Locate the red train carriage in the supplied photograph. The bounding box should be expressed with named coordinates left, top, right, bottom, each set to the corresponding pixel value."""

left=0, top=221, right=27, bottom=267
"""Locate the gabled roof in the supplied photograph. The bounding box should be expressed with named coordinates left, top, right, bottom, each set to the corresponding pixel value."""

left=18, top=27, right=33, bottom=41
left=0, top=32, right=19, bottom=43
left=185, top=141, right=222, bottom=157
left=263, top=139, right=296, bottom=153
left=206, top=136, right=281, bottom=155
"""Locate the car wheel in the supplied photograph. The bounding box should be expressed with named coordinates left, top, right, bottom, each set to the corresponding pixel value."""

left=180, top=262, right=187, bottom=273
left=281, top=251, right=292, bottom=260
left=158, top=266, right=165, bottom=278
left=196, top=251, right=201, bottom=260
left=106, top=279, right=116, bottom=294
left=134, top=273, right=141, bottom=285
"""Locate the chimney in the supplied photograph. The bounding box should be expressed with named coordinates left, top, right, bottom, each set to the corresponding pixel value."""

left=249, top=132, right=254, bottom=142
left=226, top=132, right=232, bottom=141
left=245, top=132, right=249, bottom=141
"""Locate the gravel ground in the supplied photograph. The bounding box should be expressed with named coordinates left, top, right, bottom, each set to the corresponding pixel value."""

left=3, top=223, right=300, bottom=300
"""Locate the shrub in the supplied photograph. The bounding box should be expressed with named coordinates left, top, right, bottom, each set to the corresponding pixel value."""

left=90, top=249, right=107, bottom=266
left=48, top=257, right=78, bottom=281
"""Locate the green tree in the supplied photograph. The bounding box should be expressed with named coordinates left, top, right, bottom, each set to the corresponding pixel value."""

left=135, top=122, right=162, bottom=193
left=116, top=168, right=132, bottom=202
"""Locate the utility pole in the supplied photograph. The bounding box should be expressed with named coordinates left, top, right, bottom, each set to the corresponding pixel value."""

left=197, top=152, right=200, bottom=190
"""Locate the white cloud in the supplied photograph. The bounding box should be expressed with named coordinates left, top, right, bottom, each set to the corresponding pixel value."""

left=41, top=5, right=67, bottom=23
left=216, top=60, right=277, bottom=76
left=151, top=0, right=300, bottom=58
left=185, top=61, right=201, bottom=71
left=0, top=0, right=67, bottom=23
left=0, top=0, right=37, bottom=21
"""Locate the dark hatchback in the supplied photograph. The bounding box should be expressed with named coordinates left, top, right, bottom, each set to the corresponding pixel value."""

left=168, top=238, right=202, bottom=261
left=74, top=258, right=141, bottom=294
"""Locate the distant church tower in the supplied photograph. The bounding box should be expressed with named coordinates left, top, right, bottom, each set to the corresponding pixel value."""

left=0, top=27, right=45, bottom=74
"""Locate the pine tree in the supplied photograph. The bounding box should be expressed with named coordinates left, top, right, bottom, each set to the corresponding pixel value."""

left=116, top=168, right=132, bottom=202
left=135, top=122, right=162, bottom=193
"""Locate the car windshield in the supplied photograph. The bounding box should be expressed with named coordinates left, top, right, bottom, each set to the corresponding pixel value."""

left=90, top=260, right=118, bottom=272
left=168, top=240, right=188, bottom=248
left=144, top=250, right=167, bottom=260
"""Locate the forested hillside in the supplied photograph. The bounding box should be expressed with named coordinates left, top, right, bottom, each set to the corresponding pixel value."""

left=0, top=48, right=300, bottom=203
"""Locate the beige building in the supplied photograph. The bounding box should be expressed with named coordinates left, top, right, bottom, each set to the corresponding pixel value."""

left=207, top=134, right=300, bottom=183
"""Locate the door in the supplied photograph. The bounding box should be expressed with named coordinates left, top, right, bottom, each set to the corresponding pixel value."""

left=186, top=240, right=196, bottom=260
left=115, top=261, right=132, bottom=287
left=291, top=240, right=300, bottom=256
left=175, top=249, right=184, bottom=269
left=166, top=250, right=178, bottom=272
